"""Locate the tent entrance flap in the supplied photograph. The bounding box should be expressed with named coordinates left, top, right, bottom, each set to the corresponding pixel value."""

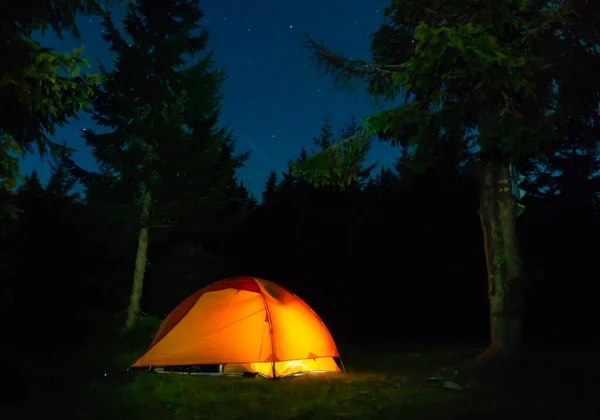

left=223, top=356, right=342, bottom=378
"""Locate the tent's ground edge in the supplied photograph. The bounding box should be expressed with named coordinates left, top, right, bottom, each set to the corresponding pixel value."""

left=129, top=367, right=345, bottom=380
left=128, top=357, right=347, bottom=379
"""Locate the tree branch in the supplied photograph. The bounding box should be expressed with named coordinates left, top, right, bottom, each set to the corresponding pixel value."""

left=303, top=35, right=402, bottom=87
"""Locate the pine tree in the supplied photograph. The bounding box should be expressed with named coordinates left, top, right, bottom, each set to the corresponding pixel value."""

left=46, top=141, right=79, bottom=197
left=293, top=116, right=375, bottom=189
left=312, top=117, right=336, bottom=151
left=526, top=138, right=600, bottom=216
left=522, top=7, right=600, bottom=215
left=299, top=148, right=309, bottom=162
left=19, top=171, right=45, bottom=197
left=339, top=114, right=361, bottom=139
left=340, top=115, right=378, bottom=184
left=262, top=170, right=279, bottom=205
left=82, top=0, right=247, bottom=329
left=279, top=160, right=296, bottom=192
left=296, top=1, right=598, bottom=360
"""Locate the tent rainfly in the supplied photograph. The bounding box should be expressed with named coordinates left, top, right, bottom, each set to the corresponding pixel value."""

left=130, top=276, right=345, bottom=378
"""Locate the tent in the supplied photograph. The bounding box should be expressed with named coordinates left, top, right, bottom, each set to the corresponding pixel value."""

left=131, top=276, right=345, bottom=378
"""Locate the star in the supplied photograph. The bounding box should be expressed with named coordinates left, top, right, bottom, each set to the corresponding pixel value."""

left=23, top=0, right=397, bottom=199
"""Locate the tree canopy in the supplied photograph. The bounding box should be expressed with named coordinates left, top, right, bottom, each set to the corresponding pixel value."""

left=81, top=0, right=248, bottom=229
left=295, top=0, right=599, bottom=180
left=78, top=0, right=251, bottom=327
left=0, top=0, right=117, bottom=219
left=292, top=0, right=600, bottom=359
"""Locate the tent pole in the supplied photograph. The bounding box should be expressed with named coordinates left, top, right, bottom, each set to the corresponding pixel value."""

left=266, top=309, right=276, bottom=379
left=258, top=281, right=277, bottom=379
left=339, top=357, right=348, bottom=373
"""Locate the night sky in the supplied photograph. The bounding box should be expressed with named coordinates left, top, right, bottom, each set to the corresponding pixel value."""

left=22, top=0, right=397, bottom=198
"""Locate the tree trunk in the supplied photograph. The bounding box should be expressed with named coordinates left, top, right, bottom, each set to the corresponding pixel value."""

left=125, top=187, right=152, bottom=330
left=476, top=161, right=524, bottom=361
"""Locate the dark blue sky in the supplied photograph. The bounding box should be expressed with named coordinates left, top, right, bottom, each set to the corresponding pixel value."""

left=22, top=0, right=397, bottom=198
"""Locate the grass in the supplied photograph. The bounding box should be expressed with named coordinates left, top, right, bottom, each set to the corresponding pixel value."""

left=8, top=335, right=600, bottom=420
left=80, top=373, right=463, bottom=419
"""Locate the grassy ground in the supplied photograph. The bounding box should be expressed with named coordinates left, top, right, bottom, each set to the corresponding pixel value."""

left=7, top=335, right=600, bottom=420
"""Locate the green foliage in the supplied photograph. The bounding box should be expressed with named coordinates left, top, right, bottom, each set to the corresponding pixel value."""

left=0, top=136, right=22, bottom=191
left=367, top=1, right=560, bottom=161
left=2, top=1, right=112, bottom=39
left=0, top=1, right=127, bottom=225
left=54, top=349, right=487, bottom=419
left=0, top=0, right=112, bottom=218
left=0, top=41, right=98, bottom=189
left=301, top=0, right=597, bottom=187
left=312, top=117, right=336, bottom=150
left=291, top=133, right=372, bottom=189
left=291, top=113, right=378, bottom=190
left=339, top=114, right=363, bottom=139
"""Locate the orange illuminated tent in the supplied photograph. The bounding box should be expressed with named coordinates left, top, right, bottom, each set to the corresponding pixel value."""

left=131, top=276, right=345, bottom=378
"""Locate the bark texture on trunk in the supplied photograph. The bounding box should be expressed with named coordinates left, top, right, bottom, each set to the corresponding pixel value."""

left=125, top=187, right=152, bottom=330
left=477, top=161, right=524, bottom=361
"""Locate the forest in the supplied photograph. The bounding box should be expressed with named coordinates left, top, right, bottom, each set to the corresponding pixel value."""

left=2, top=0, right=599, bottom=419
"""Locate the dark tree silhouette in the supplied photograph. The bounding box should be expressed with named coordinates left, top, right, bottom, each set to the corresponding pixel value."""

left=81, top=0, right=248, bottom=329
left=312, top=117, right=336, bottom=151
left=296, top=0, right=598, bottom=360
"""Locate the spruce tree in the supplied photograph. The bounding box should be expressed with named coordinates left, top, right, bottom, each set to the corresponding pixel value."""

left=296, top=0, right=599, bottom=360
left=339, top=115, right=361, bottom=139
left=82, top=0, right=247, bottom=329
left=340, top=115, right=378, bottom=184
left=46, top=141, right=79, bottom=197
left=262, top=170, right=279, bottom=205
left=19, top=171, right=45, bottom=197
left=293, top=117, right=374, bottom=189
left=312, top=117, right=336, bottom=151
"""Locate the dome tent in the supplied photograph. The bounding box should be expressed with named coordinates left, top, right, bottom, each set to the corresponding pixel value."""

left=131, top=276, right=345, bottom=378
